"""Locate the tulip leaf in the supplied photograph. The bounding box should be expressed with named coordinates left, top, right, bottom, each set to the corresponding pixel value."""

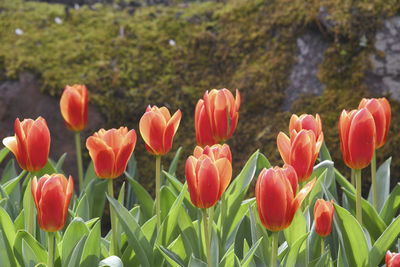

left=3, top=169, right=26, bottom=197
left=99, top=255, right=124, bottom=267
left=34, top=159, right=57, bottom=177
left=0, top=148, right=10, bottom=165
left=0, top=206, right=17, bottom=267
left=13, top=230, right=47, bottom=267
left=67, top=236, right=87, bottom=267
left=75, top=193, right=90, bottom=221
left=168, top=147, right=183, bottom=176
left=368, top=157, right=391, bottom=213
left=333, top=203, right=369, bottom=267
left=160, top=186, right=177, bottom=223
left=380, top=183, right=400, bottom=225
left=55, top=153, right=67, bottom=174
left=249, top=203, right=270, bottom=263
left=369, top=215, right=400, bottom=267
left=319, top=141, right=332, bottom=161
left=84, top=161, right=97, bottom=188
left=284, top=232, right=309, bottom=267
left=178, top=206, right=201, bottom=259
left=1, top=159, right=17, bottom=183
left=62, top=217, right=89, bottom=266
left=80, top=220, right=101, bottom=267
left=106, top=194, right=152, bottom=267
left=284, top=209, right=307, bottom=248
left=22, top=239, right=39, bottom=267
left=159, top=245, right=186, bottom=267
left=85, top=178, right=108, bottom=219
left=241, top=237, right=262, bottom=267
left=125, top=174, right=154, bottom=220
left=334, top=168, right=355, bottom=194
left=188, top=255, right=208, bottom=267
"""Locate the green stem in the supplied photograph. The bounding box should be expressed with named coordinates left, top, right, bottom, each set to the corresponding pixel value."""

left=75, top=131, right=84, bottom=193
left=371, top=150, right=377, bottom=210
left=203, top=209, right=212, bottom=267
left=270, top=231, right=279, bottom=267
left=220, top=194, right=226, bottom=235
left=26, top=171, right=34, bottom=236
left=156, top=155, right=161, bottom=232
left=208, top=206, right=214, bottom=239
left=108, top=179, right=118, bottom=256
left=355, top=169, right=362, bottom=225
left=351, top=168, right=355, bottom=187
left=321, top=237, right=325, bottom=255
left=47, top=232, right=55, bottom=267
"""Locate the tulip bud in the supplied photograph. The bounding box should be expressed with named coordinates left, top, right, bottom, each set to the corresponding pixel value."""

left=3, top=117, right=50, bottom=172
left=86, top=127, right=137, bottom=179
left=358, top=98, right=391, bottom=148
left=195, top=89, right=240, bottom=146
left=289, top=113, right=323, bottom=142
left=277, top=129, right=322, bottom=182
left=60, top=84, right=88, bottom=132
left=314, top=199, right=334, bottom=237
left=386, top=251, right=400, bottom=267
left=185, top=145, right=232, bottom=209
left=338, top=108, right=376, bottom=170
left=255, top=165, right=315, bottom=232
left=139, top=105, right=182, bottom=155
left=31, top=174, right=73, bottom=232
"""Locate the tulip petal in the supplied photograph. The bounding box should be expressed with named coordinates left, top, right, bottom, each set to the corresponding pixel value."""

left=185, top=156, right=199, bottom=207
left=195, top=101, right=215, bottom=146
left=60, top=87, right=84, bottom=130
left=291, top=178, right=316, bottom=221
left=290, top=130, right=314, bottom=181
left=115, top=130, right=137, bottom=177
left=139, top=111, right=166, bottom=155
left=163, top=109, right=182, bottom=154
left=3, top=136, right=18, bottom=157
left=197, top=157, right=220, bottom=208
left=215, top=158, right=232, bottom=199
left=86, top=136, right=115, bottom=178
left=277, top=132, right=291, bottom=164
left=214, top=90, right=229, bottom=140
left=158, top=106, right=171, bottom=122
left=27, top=119, right=50, bottom=172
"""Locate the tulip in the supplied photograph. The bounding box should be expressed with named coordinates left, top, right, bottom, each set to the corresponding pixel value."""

left=386, top=251, right=400, bottom=267
left=256, top=165, right=315, bottom=267
left=358, top=98, right=391, bottom=210
left=3, top=117, right=50, bottom=172
left=314, top=199, right=334, bottom=237
left=289, top=113, right=323, bottom=142
left=139, top=105, right=182, bottom=156
left=195, top=89, right=240, bottom=146
left=277, top=129, right=322, bottom=182
left=193, top=143, right=232, bottom=163
left=86, top=127, right=137, bottom=179
left=60, top=84, right=88, bottom=132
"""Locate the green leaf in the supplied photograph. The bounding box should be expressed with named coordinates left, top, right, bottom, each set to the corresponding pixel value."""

left=168, top=147, right=183, bottom=176
left=178, top=206, right=201, bottom=259
left=3, top=170, right=25, bottom=197
left=369, top=215, right=400, bottom=267
left=0, top=148, right=10, bottom=165
left=284, top=209, right=307, bottom=247
left=0, top=206, right=17, bottom=267
left=159, top=246, right=185, bottom=267
left=81, top=220, right=101, bottom=266
left=319, top=141, right=332, bottom=161
left=380, top=183, right=400, bottom=225
left=85, top=178, right=108, bottom=219
left=62, top=217, right=89, bottom=266
left=249, top=203, right=269, bottom=263
left=334, top=168, right=355, bottom=194
left=99, top=255, right=124, bottom=267
left=22, top=239, right=39, bottom=267
left=241, top=237, right=262, bottom=267
left=75, top=193, right=90, bottom=221
left=13, top=230, right=47, bottom=266
left=34, top=159, right=57, bottom=177
left=126, top=175, right=153, bottom=220
left=333, top=203, right=368, bottom=267
left=67, top=236, right=87, bottom=267
left=368, top=157, right=391, bottom=213
left=55, top=153, right=67, bottom=174
left=188, top=255, right=208, bottom=267
left=160, top=186, right=177, bottom=223
left=1, top=159, right=17, bottom=183
left=84, top=161, right=97, bottom=188
left=284, top=232, right=309, bottom=267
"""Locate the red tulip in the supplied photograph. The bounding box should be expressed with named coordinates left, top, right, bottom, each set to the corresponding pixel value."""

left=289, top=113, right=323, bottom=142
left=314, top=199, right=334, bottom=237
left=358, top=98, right=391, bottom=148
left=185, top=145, right=232, bottom=209
left=139, top=105, right=181, bottom=155
left=60, top=84, right=88, bottom=132
left=31, top=174, right=73, bottom=232
left=338, top=108, right=376, bottom=170
left=195, top=89, right=240, bottom=146
left=3, top=117, right=50, bottom=172
left=277, top=129, right=322, bottom=182
left=86, top=127, right=137, bottom=179
left=386, top=251, right=400, bottom=267
left=255, top=165, right=316, bottom=231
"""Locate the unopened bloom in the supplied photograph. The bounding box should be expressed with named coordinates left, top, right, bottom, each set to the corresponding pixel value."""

left=339, top=108, right=376, bottom=170
left=277, top=129, right=322, bottom=182
left=86, top=127, right=137, bottom=179
left=195, top=89, right=240, bottom=146
left=314, top=199, right=334, bottom=237
left=3, top=117, right=50, bottom=172
left=31, top=174, right=73, bottom=232
left=185, top=144, right=232, bottom=209
left=256, top=165, right=315, bottom=231
left=386, top=251, right=400, bottom=267
left=139, top=105, right=181, bottom=155
left=60, top=84, right=88, bottom=132
left=358, top=97, right=391, bottom=148
left=289, top=113, right=323, bottom=142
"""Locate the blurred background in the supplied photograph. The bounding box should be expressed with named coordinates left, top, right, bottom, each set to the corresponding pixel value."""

left=1, top=0, right=400, bottom=200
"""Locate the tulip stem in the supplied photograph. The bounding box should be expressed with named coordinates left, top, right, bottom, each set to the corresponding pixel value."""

left=351, top=168, right=355, bottom=187
left=75, top=131, right=84, bottom=193
left=321, top=237, right=325, bottom=255
left=108, top=179, right=118, bottom=256
left=203, top=208, right=212, bottom=267
left=26, top=172, right=35, bottom=236
left=270, top=231, right=279, bottom=267
left=355, top=169, right=362, bottom=225
left=371, top=150, right=377, bottom=210
left=156, top=155, right=161, bottom=232
left=47, top=232, right=55, bottom=267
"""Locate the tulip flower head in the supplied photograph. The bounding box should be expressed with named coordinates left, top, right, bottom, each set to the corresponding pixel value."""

left=358, top=97, right=391, bottom=149
left=255, top=165, right=316, bottom=232
left=185, top=144, right=232, bottom=209
left=60, top=84, right=88, bottom=132
left=314, top=199, right=334, bottom=237
left=31, top=174, right=73, bottom=232
left=386, top=251, right=400, bottom=267
left=277, top=129, right=322, bottom=182
left=195, top=89, right=240, bottom=147
left=86, top=127, right=137, bottom=179
left=339, top=108, right=376, bottom=170
left=3, top=117, right=50, bottom=172
left=139, top=105, right=182, bottom=156
left=289, top=113, right=323, bottom=142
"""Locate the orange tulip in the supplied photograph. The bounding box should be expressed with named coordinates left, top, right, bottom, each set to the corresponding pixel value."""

left=185, top=144, right=232, bottom=209
left=358, top=98, right=391, bottom=148
left=60, top=84, right=88, bottom=132
left=31, top=174, right=73, bottom=232
left=139, top=105, right=182, bottom=155
left=314, top=199, right=334, bottom=237
left=386, top=251, right=400, bottom=267
left=277, top=129, right=322, bottom=182
left=3, top=117, right=50, bottom=172
left=255, top=165, right=315, bottom=231
left=289, top=113, right=323, bottom=142
left=195, top=89, right=240, bottom=146
left=86, top=127, right=137, bottom=179
left=338, top=108, right=376, bottom=170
